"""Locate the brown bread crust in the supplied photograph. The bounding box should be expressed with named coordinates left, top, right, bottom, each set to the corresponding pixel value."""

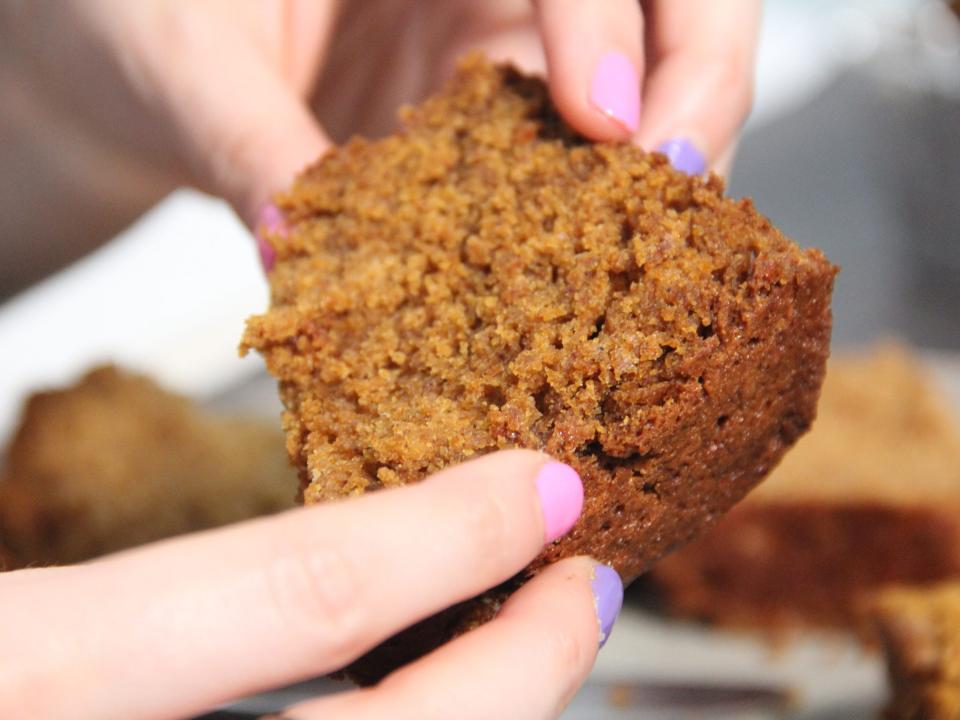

left=650, top=347, right=960, bottom=637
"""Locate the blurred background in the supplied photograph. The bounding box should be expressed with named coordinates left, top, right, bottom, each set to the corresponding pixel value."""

left=1, top=0, right=958, bottom=440
left=1, top=2, right=957, bottom=717
left=734, top=0, right=960, bottom=352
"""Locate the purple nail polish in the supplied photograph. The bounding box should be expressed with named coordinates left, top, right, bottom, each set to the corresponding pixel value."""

left=255, top=203, right=286, bottom=272
left=591, top=563, right=623, bottom=648
left=656, top=138, right=706, bottom=176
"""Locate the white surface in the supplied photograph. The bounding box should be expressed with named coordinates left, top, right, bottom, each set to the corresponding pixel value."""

left=0, top=189, right=268, bottom=442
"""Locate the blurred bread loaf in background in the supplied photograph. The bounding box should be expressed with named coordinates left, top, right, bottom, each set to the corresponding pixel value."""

left=648, top=344, right=960, bottom=638
left=0, top=365, right=295, bottom=567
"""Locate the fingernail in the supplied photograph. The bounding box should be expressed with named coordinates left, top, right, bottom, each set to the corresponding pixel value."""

left=591, top=563, right=624, bottom=648
left=535, top=461, right=584, bottom=543
left=656, top=138, right=706, bottom=176
left=255, top=203, right=286, bottom=272
left=589, top=51, right=640, bottom=135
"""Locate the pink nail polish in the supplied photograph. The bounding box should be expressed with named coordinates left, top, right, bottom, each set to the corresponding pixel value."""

left=589, top=51, right=640, bottom=135
left=255, top=203, right=286, bottom=272
left=535, top=461, right=584, bottom=543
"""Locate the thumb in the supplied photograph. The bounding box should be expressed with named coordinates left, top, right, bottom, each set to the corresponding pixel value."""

left=193, top=69, right=329, bottom=227
left=131, top=14, right=331, bottom=226
left=171, top=58, right=329, bottom=226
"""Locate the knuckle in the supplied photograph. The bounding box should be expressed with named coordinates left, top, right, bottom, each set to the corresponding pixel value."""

left=206, top=123, right=258, bottom=193
left=545, top=623, right=592, bottom=684
left=458, top=491, right=517, bottom=576
left=261, top=542, right=367, bottom=661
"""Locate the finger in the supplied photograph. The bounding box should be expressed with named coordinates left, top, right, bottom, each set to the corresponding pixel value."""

left=0, top=450, right=582, bottom=720
left=287, top=557, right=623, bottom=720
left=534, top=0, right=644, bottom=141
left=119, top=2, right=335, bottom=224
left=636, top=0, right=762, bottom=173
left=167, top=51, right=330, bottom=226
left=712, top=139, right=740, bottom=178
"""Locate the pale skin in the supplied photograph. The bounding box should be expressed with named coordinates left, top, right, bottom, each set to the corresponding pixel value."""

left=2, top=452, right=600, bottom=719
left=0, top=2, right=761, bottom=718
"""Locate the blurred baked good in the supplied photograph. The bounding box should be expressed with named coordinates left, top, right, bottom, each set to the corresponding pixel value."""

left=872, top=582, right=960, bottom=719
left=242, top=53, right=836, bottom=683
left=649, top=345, right=960, bottom=635
left=0, top=366, right=295, bottom=566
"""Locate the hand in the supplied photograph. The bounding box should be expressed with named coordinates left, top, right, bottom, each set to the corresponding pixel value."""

left=0, top=450, right=622, bottom=720
left=0, top=0, right=760, bottom=278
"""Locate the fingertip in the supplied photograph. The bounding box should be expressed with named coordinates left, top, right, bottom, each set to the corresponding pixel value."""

left=430, top=448, right=582, bottom=549
left=587, top=51, right=640, bottom=136
left=254, top=203, right=286, bottom=272
left=535, top=0, right=644, bottom=142
left=534, top=461, right=584, bottom=543
left=655, top=137, right=707, bottom=176
left=504, top=557, right=623, bottom=652
left=291, top=558, right=603, bottom=719
left=635, top=0, right=761, bottom=172
left=589, top=562, right=624, bottom=648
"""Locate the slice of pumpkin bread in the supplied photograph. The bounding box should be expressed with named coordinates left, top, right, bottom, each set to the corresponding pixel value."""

left=242, top=54, right=836, bottom=683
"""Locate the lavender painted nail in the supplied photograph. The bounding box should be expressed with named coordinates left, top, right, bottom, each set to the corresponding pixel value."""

left=656, top=138, right=706, bottom=176
left=591, top=563, right=623, bottom=648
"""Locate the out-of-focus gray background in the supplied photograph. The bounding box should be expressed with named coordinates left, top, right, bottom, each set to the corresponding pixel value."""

left=731, top=0, right=960, bottom=351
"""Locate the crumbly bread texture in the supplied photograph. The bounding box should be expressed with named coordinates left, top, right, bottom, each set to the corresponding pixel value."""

left=0, top=366, right=295, bottom=566
left=242, top=54, right=836, bottom=683
left=872, top=583, right=960, bottom=720
left=650, top=345, right=960, bottom=634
